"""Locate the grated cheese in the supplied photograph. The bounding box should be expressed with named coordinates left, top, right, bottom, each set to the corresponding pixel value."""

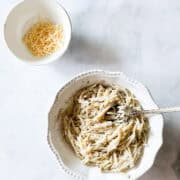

left=23, top=21, right=63, bottom=57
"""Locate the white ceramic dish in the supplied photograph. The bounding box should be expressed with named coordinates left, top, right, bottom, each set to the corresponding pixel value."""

left=48, top=70, right=164, bottom=180
left=4, top=0, right=71, bottom=65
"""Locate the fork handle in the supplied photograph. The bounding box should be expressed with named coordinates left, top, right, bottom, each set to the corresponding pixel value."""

left=141, top=106, right=180, bottom=114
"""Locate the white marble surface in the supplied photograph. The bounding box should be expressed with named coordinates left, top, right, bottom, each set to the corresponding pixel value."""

left=1, top=0, right=180, bottom=179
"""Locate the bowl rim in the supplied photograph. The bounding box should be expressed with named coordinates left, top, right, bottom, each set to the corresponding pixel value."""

left=47, top=69, right=164, bottom=180
left=3, top=0, right=72, bottom=65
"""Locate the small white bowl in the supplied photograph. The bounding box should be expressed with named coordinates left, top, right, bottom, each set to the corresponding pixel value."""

left=4, top=0, right=72, bottom=65
left=48, top=70, right=164, bottom=180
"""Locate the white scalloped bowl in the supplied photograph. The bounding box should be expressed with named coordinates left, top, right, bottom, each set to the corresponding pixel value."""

left=48, top=70, right=164, bottom=180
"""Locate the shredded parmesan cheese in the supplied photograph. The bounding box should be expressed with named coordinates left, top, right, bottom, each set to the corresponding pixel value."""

left=61, top=84, right=149, bottom=173
left=23, top=21, right=63, bottom=57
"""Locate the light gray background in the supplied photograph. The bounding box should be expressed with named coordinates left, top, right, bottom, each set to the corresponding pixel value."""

left=1, top=0, right=180, bottom=179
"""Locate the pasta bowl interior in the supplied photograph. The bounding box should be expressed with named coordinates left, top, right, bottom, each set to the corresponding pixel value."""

left=48, top=70, right=163, bottom=180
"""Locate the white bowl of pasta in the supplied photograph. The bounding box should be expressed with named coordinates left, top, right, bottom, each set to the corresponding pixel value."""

left=48, top=70, right=164, bottom=180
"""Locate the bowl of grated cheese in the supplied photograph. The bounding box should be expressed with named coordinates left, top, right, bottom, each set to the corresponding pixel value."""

left=4, top=0, right=71, bottom=65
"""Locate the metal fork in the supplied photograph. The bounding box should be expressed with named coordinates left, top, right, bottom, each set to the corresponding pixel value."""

left=130, top=106, right=180, bottom=116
